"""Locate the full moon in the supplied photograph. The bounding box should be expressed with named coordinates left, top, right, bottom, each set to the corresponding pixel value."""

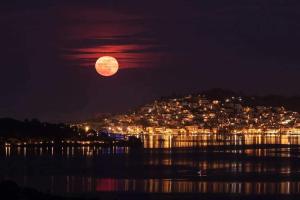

left=95, top=56, right=119, bottom=77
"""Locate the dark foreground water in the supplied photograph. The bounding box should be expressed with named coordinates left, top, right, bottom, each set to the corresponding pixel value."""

left=1, top=134, right=300, bottom=197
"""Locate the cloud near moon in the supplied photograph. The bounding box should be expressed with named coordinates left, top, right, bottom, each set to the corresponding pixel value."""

left=61, top=6, right=165, bottom=70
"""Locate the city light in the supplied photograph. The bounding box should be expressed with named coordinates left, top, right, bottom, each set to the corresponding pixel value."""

left=74, top=95, right=300, bottom=136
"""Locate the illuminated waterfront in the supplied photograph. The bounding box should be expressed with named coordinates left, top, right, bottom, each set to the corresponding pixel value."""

left=83, top=94, right=300, bottom=137
left=141, top=134, right=300, bottom=148
left=2, top=134, right=300, bottom=196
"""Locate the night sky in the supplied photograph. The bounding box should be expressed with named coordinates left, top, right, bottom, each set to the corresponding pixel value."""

left=1, top=0, right=300, bottom=121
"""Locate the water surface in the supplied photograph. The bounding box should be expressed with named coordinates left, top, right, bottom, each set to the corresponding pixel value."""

left=1, top=134, right=300, bottom=196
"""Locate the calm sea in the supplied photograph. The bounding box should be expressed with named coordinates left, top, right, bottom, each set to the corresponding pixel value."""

left=1, top=134, right=300, bottom=196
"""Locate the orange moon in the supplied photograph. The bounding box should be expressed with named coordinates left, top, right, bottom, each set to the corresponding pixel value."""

left=95, top=56, right=119, bottom=77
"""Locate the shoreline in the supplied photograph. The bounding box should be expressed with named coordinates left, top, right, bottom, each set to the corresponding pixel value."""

left=1, top=143, right=299, bottom=149
left=0, top=137, right=143, bottom=148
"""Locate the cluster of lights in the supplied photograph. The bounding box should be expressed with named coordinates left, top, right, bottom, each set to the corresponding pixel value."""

left=81, top=95, right=300, bottom=135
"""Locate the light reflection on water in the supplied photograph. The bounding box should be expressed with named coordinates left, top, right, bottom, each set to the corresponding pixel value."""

left=94, top=179, right=300, bottom=194
left=2, top=176, right=300, bottom=195
left=3, top=146, right=130, bottom=157
left=141, top=134, right=300, bottom=148
left=1, top=134, right=300, bottom=195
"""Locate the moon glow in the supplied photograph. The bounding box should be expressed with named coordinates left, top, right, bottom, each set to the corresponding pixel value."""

left=95, top=56, right=119, bottom=77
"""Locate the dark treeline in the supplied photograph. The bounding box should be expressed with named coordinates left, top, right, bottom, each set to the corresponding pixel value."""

left=0, top=118, right=80, bottom=139
left=202, top=88, right=300, bottom=112
left=160, top=88, right=300, bottom=112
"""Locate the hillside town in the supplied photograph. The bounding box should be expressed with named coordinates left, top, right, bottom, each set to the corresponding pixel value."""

left=77, top=94, right=300, bottom=135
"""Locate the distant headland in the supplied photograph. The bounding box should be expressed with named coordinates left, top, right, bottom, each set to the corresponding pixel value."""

left=74, top=89, right=300, bottom=135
